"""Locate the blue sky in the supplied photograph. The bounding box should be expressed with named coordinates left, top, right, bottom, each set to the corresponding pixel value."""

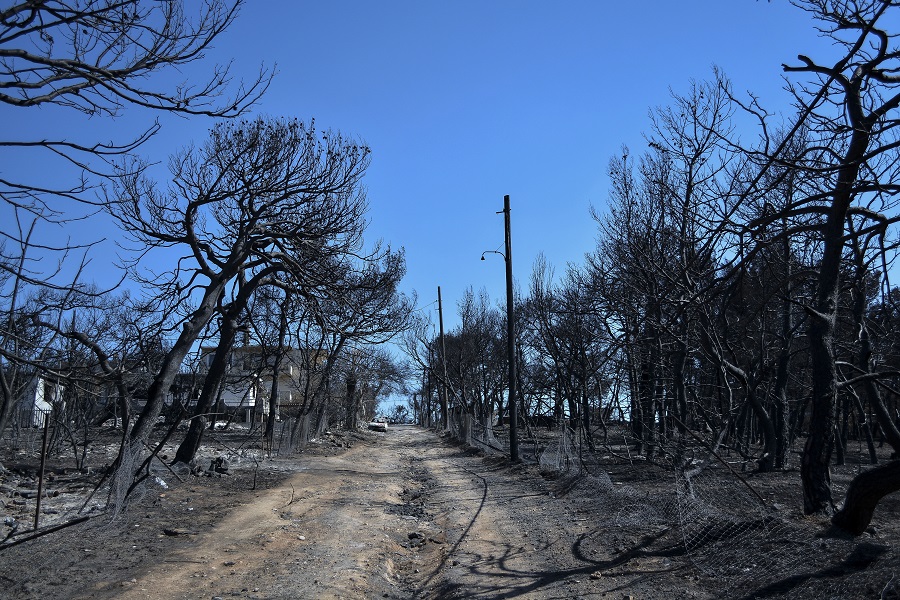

left=228, top=0, right=823, bottom=330
left=3, top=1, right=837, bottom=334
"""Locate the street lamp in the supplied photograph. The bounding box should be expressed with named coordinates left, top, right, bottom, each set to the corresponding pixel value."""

left=481, top=194, right=519, bottom=462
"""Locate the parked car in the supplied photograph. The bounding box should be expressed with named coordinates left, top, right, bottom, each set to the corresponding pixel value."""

left=367, top=420, right=388, bottom=432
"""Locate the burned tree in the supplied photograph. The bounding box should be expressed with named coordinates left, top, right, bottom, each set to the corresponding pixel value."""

left=109, top=116, right=372, bottom=482
left=770, top=0, right=900, bottom=517
left=0, top=0, right=270, bottom=260
left=0, top=0, right=270, bottom=438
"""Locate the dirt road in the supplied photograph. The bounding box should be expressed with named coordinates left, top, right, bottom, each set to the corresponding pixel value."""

left=108, top=425, right=622, bottom=600
left=2, top=425, right=707, bottom=599
left=6, top=424, right=900, bottom=599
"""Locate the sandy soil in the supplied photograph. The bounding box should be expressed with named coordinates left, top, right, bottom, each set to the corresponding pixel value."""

left=1, top=425, right=898, bottom=599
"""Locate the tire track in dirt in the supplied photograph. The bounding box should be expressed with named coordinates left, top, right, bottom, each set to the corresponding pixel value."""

left=406, top=438, right=601, bottom=599
left=406, top=434, right=714, bottom=600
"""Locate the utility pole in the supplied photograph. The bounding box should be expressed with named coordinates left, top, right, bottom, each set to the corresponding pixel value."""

left=503, top=195, right=519, bottom=462
left=480, top=195, right=519, bottom=461
left=438, top=286, right=450, bottom=430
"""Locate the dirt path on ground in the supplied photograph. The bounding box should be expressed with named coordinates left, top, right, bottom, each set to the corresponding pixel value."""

left=5, top=425, right=900, bottom=599
left=120, top=426, right=703, bottom=599
left=2, top=426, right=708, bottom=599
left=110, top=428, right=417, bottom=599
left=110, top=425, right=614, bottom=600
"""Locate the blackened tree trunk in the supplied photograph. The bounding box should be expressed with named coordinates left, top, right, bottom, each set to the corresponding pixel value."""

left=173, top=269, right=277, bottom=464
left=851, top=392, right=878, bottom=465
left=773, top=231, right=793, bottom=470
left=801, top=122, right=870, bottom=513
left=802, top=304, right=840, bottom=514
left=749, top=385, right=778, bottom=473
left=345, top=372, right=358, bottom=430
left=580, top=385, right=595, bottom=452
left=777, top=0, right=900, bottom=517
left=131, top=277, right=230, bottom=445
left=173, top=311, right=240, bottom=465
left=672, top=339, right=689, bottom=435
left=832, top=460, right=900, bottom=535
left=265, top=293, right=291, bottom=443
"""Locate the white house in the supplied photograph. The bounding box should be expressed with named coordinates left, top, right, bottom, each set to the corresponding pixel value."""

left=197, top=346, right=325, bottom=422
left=23, top=376, right=65, bottom=427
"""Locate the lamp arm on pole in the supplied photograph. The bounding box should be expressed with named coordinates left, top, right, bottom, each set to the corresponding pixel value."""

left=480, top=250, right=506, bottom=261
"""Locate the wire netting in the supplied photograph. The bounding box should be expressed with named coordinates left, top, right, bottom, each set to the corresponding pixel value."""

left=445, top=411, right=899, bottom=598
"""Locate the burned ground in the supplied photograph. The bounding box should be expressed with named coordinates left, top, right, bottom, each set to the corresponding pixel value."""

left=0, top=425, right=898, bottom=599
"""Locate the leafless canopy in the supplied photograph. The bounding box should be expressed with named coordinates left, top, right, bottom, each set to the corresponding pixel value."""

left=0, top=0, right=272, bottom=221
left=0, top=0, right=268, bottom=117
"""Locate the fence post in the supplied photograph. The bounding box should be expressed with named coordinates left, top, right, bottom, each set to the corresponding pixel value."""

left=34, top=410, right=51, bottom=530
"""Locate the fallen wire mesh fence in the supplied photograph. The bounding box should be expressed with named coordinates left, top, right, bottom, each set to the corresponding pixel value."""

left=446, top=412, right=899, bottom=598
left=673, top=444, right=898, bottom=599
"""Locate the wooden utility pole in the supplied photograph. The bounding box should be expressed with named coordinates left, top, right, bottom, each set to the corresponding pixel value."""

left=438, top=286, right=450, bottom=430
left=503, top=195, right=519, bottom=462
